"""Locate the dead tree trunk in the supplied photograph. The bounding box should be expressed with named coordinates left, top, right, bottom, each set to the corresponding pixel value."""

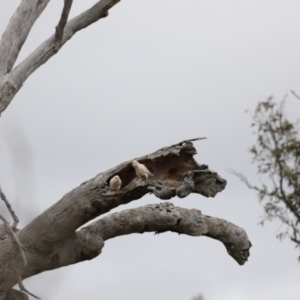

left=0, top=138, right=251, bottom=299
left=0, top=1, right=251, bottom=299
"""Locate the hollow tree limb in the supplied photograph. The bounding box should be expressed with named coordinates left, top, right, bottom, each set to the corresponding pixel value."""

left=0, top=138, right=246, bottom=298
left=18, top=138, right=226, bottom=249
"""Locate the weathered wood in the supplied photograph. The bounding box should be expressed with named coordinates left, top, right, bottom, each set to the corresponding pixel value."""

left=18, top=138, right=226, bottom=248
left=82, top=202, right=251, bottom=265
left=0, top=139, right=251, bottom=299
left=19, top=202, right=251, bottom=278
left=0, top=2, right=252, bottom=299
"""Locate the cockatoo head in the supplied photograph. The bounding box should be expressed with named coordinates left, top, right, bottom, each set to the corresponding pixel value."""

left=113, top=175, right=120, bottom=181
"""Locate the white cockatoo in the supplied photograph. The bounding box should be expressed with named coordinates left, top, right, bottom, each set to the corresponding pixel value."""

left=109, top=175, right=122, bottom=190
left=132, top=160, right=153, bottom=179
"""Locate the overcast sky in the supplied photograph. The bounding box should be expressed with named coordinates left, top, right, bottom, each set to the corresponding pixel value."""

left=1, top=1, right=300, bottom=299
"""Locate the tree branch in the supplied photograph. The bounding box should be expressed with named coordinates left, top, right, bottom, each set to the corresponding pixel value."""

left=16, top=203, right=251, bottom=282
left=54, top=0, right=73, bottom=45
left=0, top=185, right=19, bottom=231
left=16, top=272, right=40, bottom=300
left=17, top=138, right=226, bottom=249
left=0, top=187, right=29, bottom=299
left=291, top=89, right=300, bottom=100
left=228, top=169, right=260, bottom=191
left=0, top=185, right=26, bottom=268
left=202, top=215, right=251, bottom=265
left=0, top=215, right=26, bottom=267
left=81, top=202, right=251, bottom=265
left=0, top=0, right=50, bottom=76
left=0, top=0, right=120, bottom=114
left=0, top=139, right=248, bottom=297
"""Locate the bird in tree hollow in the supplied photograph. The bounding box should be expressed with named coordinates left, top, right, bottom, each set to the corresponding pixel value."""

left=109, top=175, right=122, bottom=190
left=132, top=160, right=153, bottom=179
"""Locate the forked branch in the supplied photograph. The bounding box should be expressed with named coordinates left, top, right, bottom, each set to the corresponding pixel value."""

left=55, top=0, right=73, bottom=45
left=0, top=0, right=121, bottom=114
left=0, top=0, right=50, bottom=76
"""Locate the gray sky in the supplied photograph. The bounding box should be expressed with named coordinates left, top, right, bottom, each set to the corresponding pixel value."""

left=1, top=0, right=300, bottom=299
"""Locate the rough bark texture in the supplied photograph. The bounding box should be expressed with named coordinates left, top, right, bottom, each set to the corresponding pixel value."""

left=82, top=202, right=251, bottom=265
left=0, top=138, right=251, bottom=299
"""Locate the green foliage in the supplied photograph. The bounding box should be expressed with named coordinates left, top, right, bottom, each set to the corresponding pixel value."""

left=248, top=95, right=300, bottom=255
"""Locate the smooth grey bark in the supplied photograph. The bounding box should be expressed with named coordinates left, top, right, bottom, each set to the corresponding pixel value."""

left=0, top=0, right=120, bottom=115
left=0, top=139, right=251, bottom=299
left=0, top=0, right=50, bottom=77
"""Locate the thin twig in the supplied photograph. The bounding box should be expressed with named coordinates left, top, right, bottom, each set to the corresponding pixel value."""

left=0, top=215, right=27, bottom=266
left=228, top=169, right=260, bottom=191
left=291, top=90, right=300, bottom=100
left=0, top=185, right=19, bottom=231
left=55, top=0, right=73, bottom=44
left=16, top=272, right=41, bottom=299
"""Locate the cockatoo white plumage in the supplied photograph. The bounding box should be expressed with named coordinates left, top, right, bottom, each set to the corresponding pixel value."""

left=132, top=160, right=153, bottom=179
left=109, top=175, right=122, bottom=190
